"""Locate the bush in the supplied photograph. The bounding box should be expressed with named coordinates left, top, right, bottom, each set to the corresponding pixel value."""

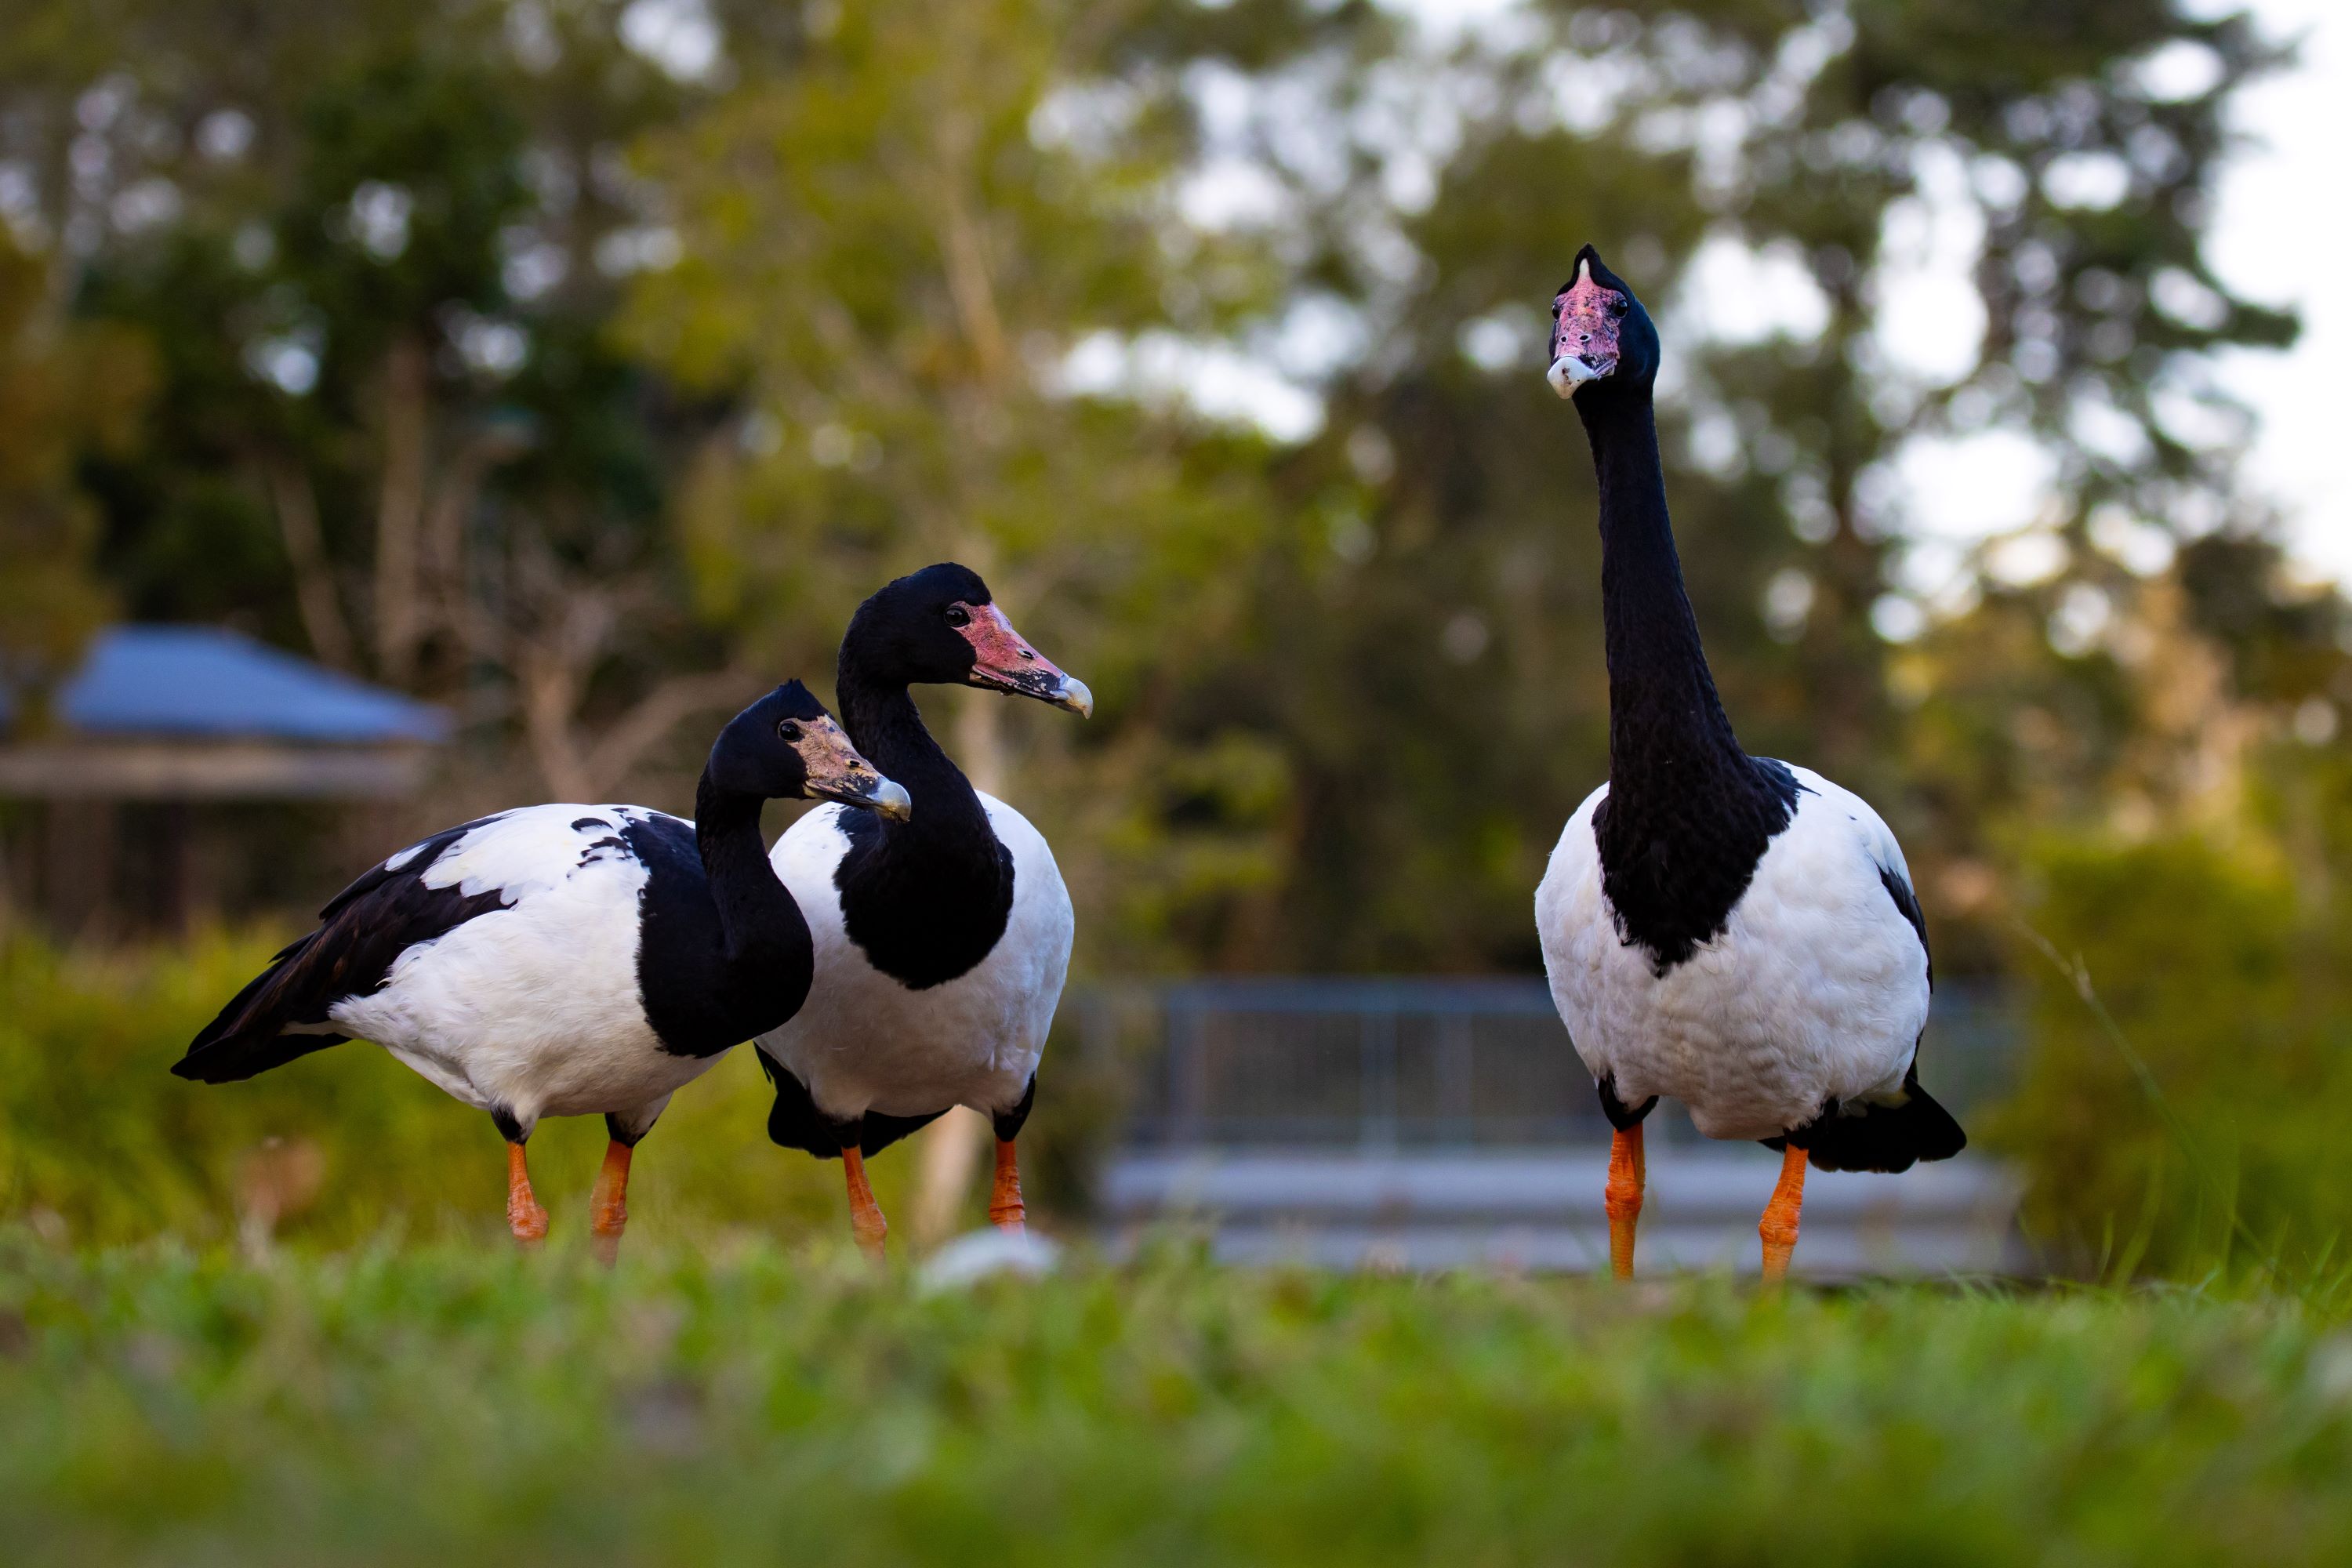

left=0, top=932, right=992, bottom=1248
left=1991, top=830, right=2352, bottom=1279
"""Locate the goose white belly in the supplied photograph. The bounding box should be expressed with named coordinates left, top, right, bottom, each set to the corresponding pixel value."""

left=757, top=794, right=1072, bottom=1121
left=1535, top=766, right=1929, bottom=1141
left=326, top=805, right=724, bottom=1126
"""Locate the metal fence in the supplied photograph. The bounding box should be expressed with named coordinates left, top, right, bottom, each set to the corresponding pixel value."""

left=1075, top=977, right=2021, bottom=1151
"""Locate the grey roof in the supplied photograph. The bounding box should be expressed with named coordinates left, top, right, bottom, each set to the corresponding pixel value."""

left=0, top=626, right=451, bottom=744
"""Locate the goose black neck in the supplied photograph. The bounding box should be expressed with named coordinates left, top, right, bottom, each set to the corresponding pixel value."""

left=834, top=655, right=993, bottom=856
left=691, top=771, right=801, bottom=969
left=827, top=642, right=1017, bottom=989
left=1577, top=388, right=1746, bottom=792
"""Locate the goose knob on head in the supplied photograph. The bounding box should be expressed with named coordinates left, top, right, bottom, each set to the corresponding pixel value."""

left=1533, top=245, right=1965, bottom=1282
left=755, top=563, right=1090, bottom=1259
left=172, top=683, right=906, bottom=1262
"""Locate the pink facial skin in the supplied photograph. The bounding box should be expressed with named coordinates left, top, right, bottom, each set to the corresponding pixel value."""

left=952, top=602, right=1091, bottom=713
left=1550, top=262, right=1628, bottom=393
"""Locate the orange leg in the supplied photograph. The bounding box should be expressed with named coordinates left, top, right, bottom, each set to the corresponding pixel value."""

left=589, top=1139, right=634, bottom=1266
left=1759, top=1142, right=1809, bottom=1283
left=1604, top=1123, right=1646, bottom=1280
left=505, top=1141, right=549, bottom=1246
left=842, top=1144, right=888, bottom=1261
left=988, top=1138, right=1026, bottom=1232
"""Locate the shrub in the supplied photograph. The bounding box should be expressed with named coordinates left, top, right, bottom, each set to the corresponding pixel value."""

left=0, top=932, right=973, bottom=1247
left=1991, top=831, right=2352, bottom=1279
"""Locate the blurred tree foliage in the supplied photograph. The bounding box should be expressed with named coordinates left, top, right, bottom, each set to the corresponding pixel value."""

left=3, top=0, right=738, bottom=800
left=0, top=930, right=1105, bottom=1244
left=1991, top=744, right=2352, bottom=1277
left=2, top=0, right=2350, bottom=1273
left=620, top=0, right=1312, bottom=957
left=1176, top=0, right=2311, bottom=967
left=0, top=0, right=2337, bottom=978
left=0, top=233, right=147, bottom=723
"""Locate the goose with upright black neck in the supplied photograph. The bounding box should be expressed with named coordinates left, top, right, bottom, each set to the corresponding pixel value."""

left=1534, top=246, right=1965, bottom=1282
left=756, top=564, right=1091, bottom=1258
left=173, top=683, right=906, bottom=1261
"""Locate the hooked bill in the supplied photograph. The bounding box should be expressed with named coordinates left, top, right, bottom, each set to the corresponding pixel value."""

left=953, top=602, right=1094, bottom=716
left=792, top=713, right=913, bottom=819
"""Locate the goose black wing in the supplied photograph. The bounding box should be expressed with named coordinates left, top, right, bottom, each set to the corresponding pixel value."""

left=1878, top=862, right=1932, bottom=988
left=172, top=814, right=515, bottom=1083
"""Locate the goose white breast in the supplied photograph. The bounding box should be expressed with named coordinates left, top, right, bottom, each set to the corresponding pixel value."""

left=1537, top=765, right=1929, bottom=1142
left=760, top=793, right=1073, bottom=1122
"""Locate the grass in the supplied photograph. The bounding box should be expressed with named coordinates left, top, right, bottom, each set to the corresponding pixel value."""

left=5, top=1234, right=2352, bottom=1566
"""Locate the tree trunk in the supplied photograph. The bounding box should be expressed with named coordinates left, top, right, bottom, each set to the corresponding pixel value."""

left=909, top=95, right=1025, bottom=1250
left=953, top=688, right=1007, bottom=795
left=517, top=642, right=596, bottom=802
left=909, top=1106, right=992, bottom=1248
left=266, top=458, right=355, bottom=670
left=374, top=336, right=430, bottom=686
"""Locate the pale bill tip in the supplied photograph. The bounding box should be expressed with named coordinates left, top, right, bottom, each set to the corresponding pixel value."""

left=1547, top=355, right=1597, bottom=398
left=869, top=778, right=914, bottom=821
left=1055, top=675, right=1094, bottom=718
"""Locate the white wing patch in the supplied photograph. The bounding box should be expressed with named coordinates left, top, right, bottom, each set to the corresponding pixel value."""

left=1787, top=764, right=1913, bottom=887
left=424, top=808, right=629, bottom=902
left=327, top=803, right=726, bottom=1134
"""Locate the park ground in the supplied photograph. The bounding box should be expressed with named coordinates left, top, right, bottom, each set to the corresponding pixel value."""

left=5, top=1232, right=2352, bottom=1566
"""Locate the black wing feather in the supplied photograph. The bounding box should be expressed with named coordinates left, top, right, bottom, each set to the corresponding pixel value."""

left=1769, top=1064, right=1967, bottom=1174
left=755, top=1048, right=948, bottom=1160
left=1877, top=862, right=1932, bottom=987
left=172, top=815, right=516, bottom=1083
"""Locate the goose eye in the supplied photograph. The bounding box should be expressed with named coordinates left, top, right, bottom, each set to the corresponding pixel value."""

left=1610, top=299, right=1629, bottom=317
left=777, top=720, right=803, bottom=742
left=944, top=605, right=971, bottom=628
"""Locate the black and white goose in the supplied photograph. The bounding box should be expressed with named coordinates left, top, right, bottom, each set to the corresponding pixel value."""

left=1533, top=246, right=1965, bottom=1281
left=172, top=684, right=908, bottom=1260
left=755, top=564, right=1091, bottom=1258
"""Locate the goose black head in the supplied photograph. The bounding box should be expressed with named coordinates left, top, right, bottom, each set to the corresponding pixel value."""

left=708, top=681, right=911, bottom=818
left=1548, top=245, right=1661, bottom=401
left=843, top=562, right=1093, bottom=716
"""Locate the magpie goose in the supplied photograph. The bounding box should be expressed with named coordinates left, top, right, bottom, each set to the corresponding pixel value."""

left=1532, top=247, right=1965, bottom=1281
left=754, top=564, right=1091, bottom=1258
left=173, top=684, right=909, bottom=1260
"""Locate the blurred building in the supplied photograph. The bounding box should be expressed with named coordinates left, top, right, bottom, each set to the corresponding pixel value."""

left=0, top=626, right=448, bottom=938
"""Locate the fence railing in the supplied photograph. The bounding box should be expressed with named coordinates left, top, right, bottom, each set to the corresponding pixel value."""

left=1073, top=977, right=2020, bottom=1151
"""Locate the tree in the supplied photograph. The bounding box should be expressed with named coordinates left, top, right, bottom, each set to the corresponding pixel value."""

left=0, top=234, right=148, bottom=723
left=6, top=0, right=748, bottom=799
left=623, top=0, right=1300, bottom=964
left=1147, top=0, right=2303, bottom=970
left=0, top=0, right=2319, bottom=981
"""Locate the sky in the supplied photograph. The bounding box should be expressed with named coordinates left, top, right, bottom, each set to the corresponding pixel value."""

left=1169, top=0, right=2352, bottom=591
left=1674, top=0, right=2352, bottom=588
left=2206, top=0, right=2351, bottom=582
left=1853, top=0, right=2352, bottom=605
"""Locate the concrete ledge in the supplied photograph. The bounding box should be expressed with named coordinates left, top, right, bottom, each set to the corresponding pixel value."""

left=1100, top=1146, right=2028, bottom=1277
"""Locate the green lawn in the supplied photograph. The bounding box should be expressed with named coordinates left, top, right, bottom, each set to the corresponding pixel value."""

left=5, top=1232, right=2351, bottom=1566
